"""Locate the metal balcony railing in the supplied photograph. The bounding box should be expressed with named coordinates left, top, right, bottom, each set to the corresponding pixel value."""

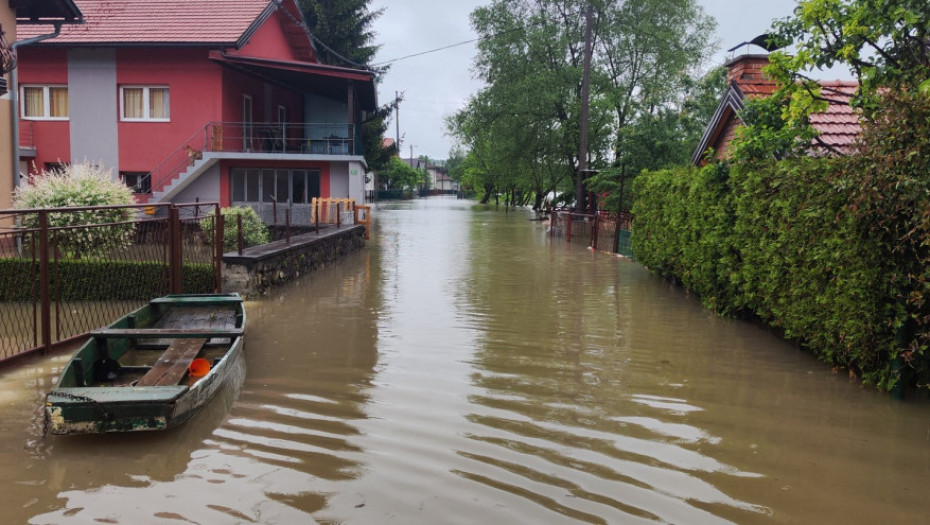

left=140, top=122, right=357, bottom=196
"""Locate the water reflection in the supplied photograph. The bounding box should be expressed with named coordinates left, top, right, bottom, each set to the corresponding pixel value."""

left=455, top=204, right=767, bottom=523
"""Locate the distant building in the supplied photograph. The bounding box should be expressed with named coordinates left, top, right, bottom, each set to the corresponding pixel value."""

left=692, top=54, right=861, bottom=165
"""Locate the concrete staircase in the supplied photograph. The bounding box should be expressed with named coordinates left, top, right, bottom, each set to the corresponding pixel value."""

left=149, top=154, right=217, bottom=203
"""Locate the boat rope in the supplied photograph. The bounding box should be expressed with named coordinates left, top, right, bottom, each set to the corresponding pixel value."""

left=43, top=391, right=114, bottom=437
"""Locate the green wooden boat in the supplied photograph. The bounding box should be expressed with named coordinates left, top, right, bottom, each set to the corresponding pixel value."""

left=45, top=294, right=246, bottom=435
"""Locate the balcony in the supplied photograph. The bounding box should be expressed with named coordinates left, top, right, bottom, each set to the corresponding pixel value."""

left=207, top=122, right=356, bottom=156
left=142, top=121, right=358, bottom=197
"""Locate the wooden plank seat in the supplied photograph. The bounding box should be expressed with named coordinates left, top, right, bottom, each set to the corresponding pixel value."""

left=91, top=328, right=243, bottom=338
left=135, top=338, right=208, bottom=387
left=150, top=295, right=243, bottom=306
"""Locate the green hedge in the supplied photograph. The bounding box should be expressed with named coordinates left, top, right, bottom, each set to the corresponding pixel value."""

left=0, top=259, right=214, bottom=301
left=632, top=158, right=923, bottom=391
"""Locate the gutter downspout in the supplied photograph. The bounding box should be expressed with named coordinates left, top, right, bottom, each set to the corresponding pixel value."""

left=11, top=22, right=61, bottom=188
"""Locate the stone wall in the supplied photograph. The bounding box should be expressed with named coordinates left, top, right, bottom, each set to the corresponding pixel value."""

left=222, top=225, right=366, bottom=298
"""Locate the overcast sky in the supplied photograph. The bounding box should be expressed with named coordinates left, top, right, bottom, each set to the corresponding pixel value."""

left=369, top=0, right=806, bottom=160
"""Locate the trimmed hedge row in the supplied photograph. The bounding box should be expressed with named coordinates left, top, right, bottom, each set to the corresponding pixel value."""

left=632, top=158, right=924, bottom=390
left=0, top=259, right=215, bottom=301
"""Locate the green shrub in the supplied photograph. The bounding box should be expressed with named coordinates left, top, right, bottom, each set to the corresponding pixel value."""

left=13, top=161, right=136, bottom=258
left=205, top=206, right=270, bottom=252
left=632, top=156, right=925, bottom=391
left=0, top=259, right=214, bottom=301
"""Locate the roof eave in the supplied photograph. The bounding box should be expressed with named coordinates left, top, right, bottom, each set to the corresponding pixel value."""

left=691, top=82, right=746, bottom=165
left=13, top=0, right=84, bottom=25
left=235, top=1, right=279, bottom=50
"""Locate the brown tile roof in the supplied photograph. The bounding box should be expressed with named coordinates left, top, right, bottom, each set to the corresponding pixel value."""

left=809, top=81, right=861, bottom=155
left=18, top=0, right=274, bottom=46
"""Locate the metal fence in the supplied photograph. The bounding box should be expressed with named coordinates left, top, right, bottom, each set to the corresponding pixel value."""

left=549, top=210, right=633, bottom=258
left=0, top=202, right=223, bottom=366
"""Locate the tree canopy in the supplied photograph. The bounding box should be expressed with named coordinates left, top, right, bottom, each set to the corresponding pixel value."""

left=298, top=0, right=382, bottom=68
left=447, top=0, right=719, bottom=211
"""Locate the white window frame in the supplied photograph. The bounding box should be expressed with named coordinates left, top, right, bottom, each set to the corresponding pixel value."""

left=20, top=85, right=69, bottom=120
left=120, top=85, right=170, bottom=122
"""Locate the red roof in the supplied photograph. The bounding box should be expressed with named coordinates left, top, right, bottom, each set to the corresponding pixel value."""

left=809, top=81, right=861, bottom=155
left=18, top=0, right=283, bottom=46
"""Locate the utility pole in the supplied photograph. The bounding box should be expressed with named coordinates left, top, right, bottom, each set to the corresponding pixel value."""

left=395, top=91, right=401, bottom=151
left=574, top=4, right=594, bottom=213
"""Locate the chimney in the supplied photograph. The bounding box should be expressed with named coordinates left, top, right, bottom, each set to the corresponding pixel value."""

left=724, top=54, right=776, bottom=91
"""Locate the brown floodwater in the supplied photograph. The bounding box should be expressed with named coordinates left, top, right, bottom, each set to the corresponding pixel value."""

left=2, top=197, right=929, bottom=524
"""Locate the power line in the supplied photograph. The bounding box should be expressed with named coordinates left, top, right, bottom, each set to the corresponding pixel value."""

left=372, top=34, right=489, bottom=67
left=371, top=12, right=584, bottom=68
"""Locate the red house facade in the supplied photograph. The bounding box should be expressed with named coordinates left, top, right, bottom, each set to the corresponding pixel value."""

left=16, top=0, right=377, bottom=223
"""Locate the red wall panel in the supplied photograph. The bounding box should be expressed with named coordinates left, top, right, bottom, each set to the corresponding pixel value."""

left=116, top=48, right=224, bottom=173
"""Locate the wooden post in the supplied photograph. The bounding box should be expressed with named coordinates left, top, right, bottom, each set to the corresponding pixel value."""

left=237, top=214, right=244, bottom=255
left=591, top=212, right=600, bottom=251
left=38, top=211, right=51, bottom=354
left=566, top=213, right=573, bottom=242
left=168, top=206, right=183, bottom=294
left=214, top=209, right=224, bottom=293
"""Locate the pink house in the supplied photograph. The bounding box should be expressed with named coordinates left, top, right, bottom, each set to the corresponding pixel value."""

left=16, top=0, right=377, bottom=222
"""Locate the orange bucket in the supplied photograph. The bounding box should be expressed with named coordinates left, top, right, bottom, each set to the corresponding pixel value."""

left=188, top=358, right=211, bottom=377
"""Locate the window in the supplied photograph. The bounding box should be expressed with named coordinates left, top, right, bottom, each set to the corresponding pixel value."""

left=230, top=168, right=320, bottom=204
left=120, top=172, right=151, bottom=194
left=21, top=85, right=69, bottom=120
left=120, top=86, right=169, bottom=121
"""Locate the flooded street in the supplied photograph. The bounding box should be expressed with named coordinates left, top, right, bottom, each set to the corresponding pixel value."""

left=2, top=196, right=930, bottom=524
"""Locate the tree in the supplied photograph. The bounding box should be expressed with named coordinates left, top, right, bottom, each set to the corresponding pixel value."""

left=448, top=0, right=717, bottom=210
left=298, top=0, right=382, bottom=68
left=377, top=156, right=421, bottom=190
left=769, top=0, right=930, bottom=117
left=589, top=66, right=727, bottom=211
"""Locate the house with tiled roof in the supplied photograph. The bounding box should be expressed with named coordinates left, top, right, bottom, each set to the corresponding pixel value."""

left=692, top=54, right=861, bottom=165
left=15, top=0, right=377, bottom=222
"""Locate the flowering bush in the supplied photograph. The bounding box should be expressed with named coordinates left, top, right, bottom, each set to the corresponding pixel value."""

left=14, top=161, right=136, bottom=258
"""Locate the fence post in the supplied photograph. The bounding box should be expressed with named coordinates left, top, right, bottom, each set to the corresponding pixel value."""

left=168, top=205, right=183, bottom=294
left=566, top=213, right=573, bottom=242
left=614, top=213, right=623, bottom=255
left=237, top=214, right=244, bottom=255
left=315, top=201, right=320, bottom=234
left=214, top=206, right=224, bottom=293
left=591, top=212, right=599, bottom=251
left=337, top=203, right=342, bottom=228
left=38, top=211, right=51, bottom=354
left=285, top=208, right=291, bottom=244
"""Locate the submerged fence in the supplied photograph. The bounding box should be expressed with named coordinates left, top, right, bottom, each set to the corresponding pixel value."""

left=549, top=210, right=633, bottom=258
left=0, top=202, right=223, bottom=365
